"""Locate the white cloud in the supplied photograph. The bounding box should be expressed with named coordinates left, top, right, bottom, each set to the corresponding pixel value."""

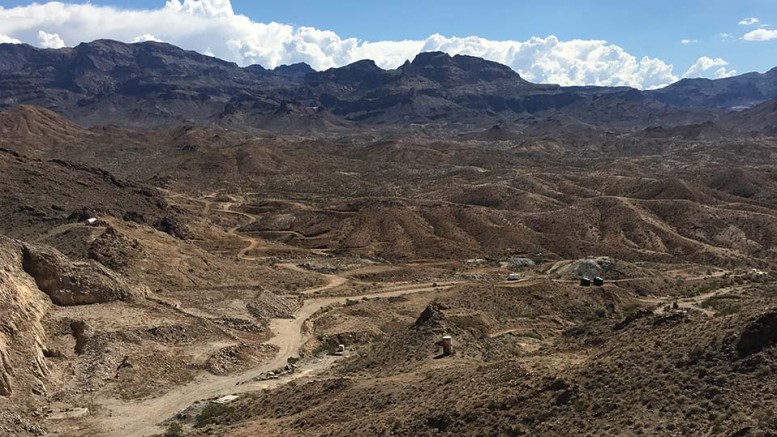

left=0, top=33, right=21, bottom=44
left=683, top=56, right=735, bottom=79
left=0, top=0, right=682, bottom=88
left=714, top=67, right=737, bottom=79
left=132, top=33, right=163, bottom=43
left=37, top=30, right=65, bottom=48
left=739, top=17, right=760, bottom=26
left=743, top=28, right=777, bottom=41
left=680, top=39, right=697, bottom=45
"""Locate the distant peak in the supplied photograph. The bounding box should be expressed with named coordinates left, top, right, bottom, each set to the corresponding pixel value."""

left=272, top=62, right=315, bottom=80
left=273, top=62, right=314, bottom=73
left=76, top=39, right=129, bottom=49
left=341, top=59, right=381, bottom=71
left=402, top=50, right=523, bottom=83
left=410, top=51, right=453, bottom=66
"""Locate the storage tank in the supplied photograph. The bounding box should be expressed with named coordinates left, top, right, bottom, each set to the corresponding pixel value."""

left=442, top=335, right=453, bottom=356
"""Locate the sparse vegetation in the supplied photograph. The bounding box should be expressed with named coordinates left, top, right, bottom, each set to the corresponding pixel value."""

left=701, top=296, right=742, bottom=315
left=195, top=403, right=230, bottom=428
left=164, top=422, right=184, bottom=437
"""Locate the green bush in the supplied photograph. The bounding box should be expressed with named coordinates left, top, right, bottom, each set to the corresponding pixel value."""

left=195, top=403, right=229, bottom=428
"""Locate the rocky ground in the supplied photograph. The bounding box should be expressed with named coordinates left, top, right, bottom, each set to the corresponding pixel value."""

left=0, top=101, right=776, bottom=437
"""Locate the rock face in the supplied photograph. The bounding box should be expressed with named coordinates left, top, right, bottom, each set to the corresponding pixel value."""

left=21, top=243, right=135, bottom=306
left=0, top=237, right=50, bottom=397
left=736, top=312, right=777, bottom=358
left=0, top=350, right=12, bottom=396
left=414, top=303, right=449, bottom=331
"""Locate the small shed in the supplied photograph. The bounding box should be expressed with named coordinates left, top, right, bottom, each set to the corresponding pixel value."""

left=593, top=276, right=604, bottom=286
left=580, top=277, right=591, bottom=287
left=85, top=217, right=98, bottom=226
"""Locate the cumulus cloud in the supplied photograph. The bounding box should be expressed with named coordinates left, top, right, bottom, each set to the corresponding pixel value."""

left=713, top=67, right=737, bottom=79
left=743, top=28, right=777, bottom=41
left=739, top=17, right=760, bottom=26
left=683, top=57, right=736, bottom=79
left=0, top=0, right=685, bottom=88
left=37, top=30, right=65, bottom=48
left=132, top=34, right=163, bottom=43
left=680, top=39, right=697, bottom=45
left=0, top=33, right=21, bottom=44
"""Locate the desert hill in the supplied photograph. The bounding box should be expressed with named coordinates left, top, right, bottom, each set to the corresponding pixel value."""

left=721, top=95, right=777, bottom=135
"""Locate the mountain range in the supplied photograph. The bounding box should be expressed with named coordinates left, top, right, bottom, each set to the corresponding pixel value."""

left=1, top=39, right=777, bottom=133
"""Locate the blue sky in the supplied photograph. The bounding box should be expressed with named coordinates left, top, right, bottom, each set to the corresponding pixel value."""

left=251, top=0, right=776, bottom=68
left=1, top=0, right=776, bottom=88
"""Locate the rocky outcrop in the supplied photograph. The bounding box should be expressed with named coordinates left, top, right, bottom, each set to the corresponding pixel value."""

left=155, top=216, right=191, bottom=240
left=88, top=226, right=143, bottom=270
left=613, top=309, right=653, bottom=331
left=414, top=303, right=447, bottom=330
left=736, top=312, right=777, bottom=358
left=21, top=242, right=136, bottom=306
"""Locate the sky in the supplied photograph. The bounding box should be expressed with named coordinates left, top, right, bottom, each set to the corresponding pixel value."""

left=0, top=0, right=776, bottom=89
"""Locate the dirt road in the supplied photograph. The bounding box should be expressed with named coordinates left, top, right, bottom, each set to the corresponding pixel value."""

left=276, top=262, right=349, bottom=294
left=94, top=281, right=455, bottom=437
left=641, top=283, right=746, bottom=317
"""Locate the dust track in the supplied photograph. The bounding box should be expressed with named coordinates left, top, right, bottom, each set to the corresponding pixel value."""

left=95, top=280, right=454, bottom=436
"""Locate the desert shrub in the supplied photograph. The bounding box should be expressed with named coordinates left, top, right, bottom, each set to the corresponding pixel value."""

left=755, top=409, right=777, bottom=428
left=195, top=403, right=230, bottom=428
left=700, top=296, right=741, bottom=315
left=165, top=422, right=184, bottom=436
left=621, top=303, right=644, bottom=319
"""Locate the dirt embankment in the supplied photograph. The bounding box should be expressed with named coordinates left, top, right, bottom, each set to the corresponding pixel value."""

left=0, top=237, right=50, bottom=407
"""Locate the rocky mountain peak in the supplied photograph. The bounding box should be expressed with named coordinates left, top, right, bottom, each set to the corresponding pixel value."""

left=272, top=62, right=315, bottom=80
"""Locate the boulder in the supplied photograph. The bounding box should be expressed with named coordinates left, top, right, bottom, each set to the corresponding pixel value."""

left=736, top=312, right=777, bottom=358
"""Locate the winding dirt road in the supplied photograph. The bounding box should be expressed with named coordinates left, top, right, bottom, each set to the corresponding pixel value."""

left=276, top=263, right=349, bottom=294
left=95, top=280, right=454, bottom=437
